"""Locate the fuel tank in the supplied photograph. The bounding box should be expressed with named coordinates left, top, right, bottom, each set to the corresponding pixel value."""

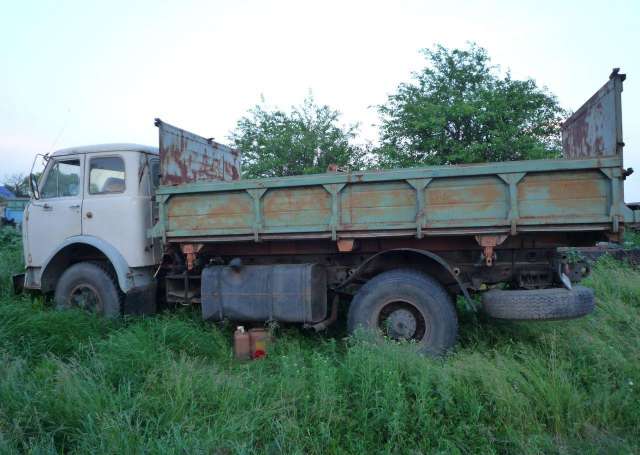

left=201, top=263, right=327, bottom=323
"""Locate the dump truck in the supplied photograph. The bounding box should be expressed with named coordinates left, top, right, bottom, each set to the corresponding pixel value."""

left=16, top=70, right=640, bottom=354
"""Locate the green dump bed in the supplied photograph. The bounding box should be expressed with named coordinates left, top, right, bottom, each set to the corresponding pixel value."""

left=153, top=72, right=639, bottom=244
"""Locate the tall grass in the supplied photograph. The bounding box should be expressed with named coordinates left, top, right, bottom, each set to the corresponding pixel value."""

left=0, top=226, right=639, bottom=454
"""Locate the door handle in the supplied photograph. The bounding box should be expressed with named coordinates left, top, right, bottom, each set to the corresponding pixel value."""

left=69, top=204, right=81, bottom=209
left=86, top=211, right=93, bottom=219
left=31, top=202, right=52, bottom=210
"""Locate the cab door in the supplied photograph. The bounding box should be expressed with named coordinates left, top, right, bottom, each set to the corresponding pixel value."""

left=81, top=152, right=156, bottom=267
left=25, top=156, right=84, bottom=267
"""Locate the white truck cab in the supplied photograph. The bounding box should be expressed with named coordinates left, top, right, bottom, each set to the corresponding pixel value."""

left=22, top=144, right=161, bottom=314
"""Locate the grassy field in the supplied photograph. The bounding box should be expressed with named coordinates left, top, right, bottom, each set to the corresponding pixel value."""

left=0, top=227, right=639, bottom=454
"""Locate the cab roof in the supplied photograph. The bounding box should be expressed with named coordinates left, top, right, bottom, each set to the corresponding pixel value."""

left=51, top=143, right=158, bottom=157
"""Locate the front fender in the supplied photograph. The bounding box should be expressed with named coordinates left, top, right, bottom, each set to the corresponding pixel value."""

left=39, top=235, right=137, bottom=293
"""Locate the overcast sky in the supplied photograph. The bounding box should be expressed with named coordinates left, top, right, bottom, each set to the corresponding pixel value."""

left=2, top=0, right=639, bottom=200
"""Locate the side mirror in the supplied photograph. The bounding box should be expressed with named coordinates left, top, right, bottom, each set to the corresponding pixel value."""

left=29, top=153, right=48, bottom=200
left=29, top=173, right=40, bottom=200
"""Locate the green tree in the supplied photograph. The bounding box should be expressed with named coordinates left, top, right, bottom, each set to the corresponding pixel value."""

left=2, top=174, right=30, bottom=197
left=376, top=43, right=566, bottom=168
left=231, top=96, right=366, bottom=178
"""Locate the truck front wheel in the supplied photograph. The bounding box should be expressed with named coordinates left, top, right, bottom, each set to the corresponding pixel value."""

left=347, top=268, right=458, bottom=356
left=54, top=262, right=122, bottom=318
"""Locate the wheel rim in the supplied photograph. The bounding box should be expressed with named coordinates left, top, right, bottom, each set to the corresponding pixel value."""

left=68, top=283, right=102, bottom=313
left=378, top=300, right=428, bottom=341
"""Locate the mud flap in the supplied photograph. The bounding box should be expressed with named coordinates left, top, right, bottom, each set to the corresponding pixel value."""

left=12, top=273, right=24, bottom=295
left=123, top=283, right=157, bottom=315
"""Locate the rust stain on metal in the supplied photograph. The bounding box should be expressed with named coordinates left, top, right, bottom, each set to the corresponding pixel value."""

left=475, top=235, right=508, bottom=267
left=547, top=179, right=601, bottom=202
left=168, top=193, right=252, bottom=218
left=518, top=172, right=605, bottom=209
left=224, top=161, right=240, bottom=180
left=345, top=189, right=414, bottom=208
left=428, top=183, right=502, bottom=205
left=180, top=243, right=204, bottom=271
left=156, top=118, right=241, bottom=185
left=562, top=70, right=625, bottom=159
left=263, top=187, right=330, bottom=213
left=337, top=238, right=356, bottom=252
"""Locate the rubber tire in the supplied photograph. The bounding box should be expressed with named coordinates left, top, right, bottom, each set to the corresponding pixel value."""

left=347, top=268, right=458, bottom=356
left=54, top=262, right=122, bottom=318
left=482, top=286, right=595, bottom=321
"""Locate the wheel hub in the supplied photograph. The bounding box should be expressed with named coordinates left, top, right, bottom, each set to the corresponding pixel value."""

left=386, top=308, right=417, bottom=339
left=69, top=284, right=102, bottom=313
left=378, top=300, right=428, bottom=341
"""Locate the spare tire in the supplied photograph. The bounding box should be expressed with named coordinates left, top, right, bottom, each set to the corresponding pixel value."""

left=482, top=286, right=595, bottom=321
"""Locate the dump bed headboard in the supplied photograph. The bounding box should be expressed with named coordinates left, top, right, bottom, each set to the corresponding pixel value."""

left=562, top=69, right=625, bottom=161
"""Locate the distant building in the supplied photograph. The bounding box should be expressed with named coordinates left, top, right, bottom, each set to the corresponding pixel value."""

left=0, top=186, right=16, bottom=202
left=1, top=187, right=28, bottom=226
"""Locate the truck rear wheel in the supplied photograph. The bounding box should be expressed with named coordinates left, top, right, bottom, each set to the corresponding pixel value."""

left=347, top=268, right=458, bottom=356
left=54, top=262, right=122, bottom=318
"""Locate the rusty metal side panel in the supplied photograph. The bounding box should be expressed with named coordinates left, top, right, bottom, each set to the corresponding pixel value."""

left=167, top=191, right=254, bottom=234
left=561, top=70, right=625, bottom=160
left=340, top=181, right=416, bottom=227
left=153, top=156, right=625, bottom=241
left=159, top=167, right=616, bottom=239
left=263, top=186, right=331, bottom=228
left=155, top=118, right=241, bottom=185
left=518, top=170, right=610, bottom=222
left=426, top=176, right=508, bottom=226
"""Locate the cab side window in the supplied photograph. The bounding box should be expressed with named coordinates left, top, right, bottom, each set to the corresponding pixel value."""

left=40, top=160, right=81, bottom=198
left=89, top=156, right=126, bottom=194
